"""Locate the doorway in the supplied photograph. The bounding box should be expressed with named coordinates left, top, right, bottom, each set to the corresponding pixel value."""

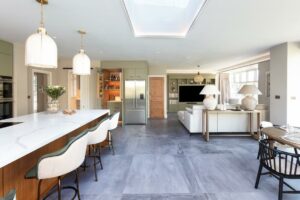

left=68, top=71, right=81, bottom=110
left=149, top=77, right=164, bottom=119
left=32, top=72, right=48, bottom=113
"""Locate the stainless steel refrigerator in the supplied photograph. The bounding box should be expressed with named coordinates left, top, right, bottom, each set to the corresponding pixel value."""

left=124, top=80, right=146, bottom=124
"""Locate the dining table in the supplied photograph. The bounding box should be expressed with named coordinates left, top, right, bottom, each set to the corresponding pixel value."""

left=261, top=127, right=300, bottom=150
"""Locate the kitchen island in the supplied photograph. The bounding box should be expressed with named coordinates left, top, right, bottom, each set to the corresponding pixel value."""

left=0, top=109, right=109, bottom=199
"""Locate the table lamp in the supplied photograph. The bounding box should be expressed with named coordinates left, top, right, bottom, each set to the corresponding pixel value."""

left=200, top=85, right=220, bottom=110
left=238, top=85, right=262, bottom=110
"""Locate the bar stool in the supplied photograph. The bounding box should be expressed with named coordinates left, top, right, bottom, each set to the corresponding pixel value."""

left=108, top=112, right=120, bottom=155
left=25, top=131, right=89, bottom=200
left=86, top=117, right=109, bottom=181
left=0, top=190, right=16, bottom=200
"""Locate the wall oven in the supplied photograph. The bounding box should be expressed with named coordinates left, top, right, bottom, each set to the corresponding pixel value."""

left=0, top=76, right=13, bottom=119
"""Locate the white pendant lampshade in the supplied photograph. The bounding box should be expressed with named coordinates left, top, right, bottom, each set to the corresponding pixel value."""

left=73, top=49, right=91, bottom=75
left=73, top=30, right=91, bottom=75
left=238, top=85, right=262, bottom=111
left=25, top=27, right=57, bottom=68
left=200, top=85, right=220, bottom=110
left=25, top=0, right=57, bottom=68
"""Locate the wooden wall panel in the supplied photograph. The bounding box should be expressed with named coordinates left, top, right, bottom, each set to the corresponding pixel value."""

left=1, top=114, right=106, bottom=200
left=0, top=168, right=3, bottom=197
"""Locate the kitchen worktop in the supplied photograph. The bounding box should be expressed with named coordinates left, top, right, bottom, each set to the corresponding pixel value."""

left=0, top=109, right=109, bottom=168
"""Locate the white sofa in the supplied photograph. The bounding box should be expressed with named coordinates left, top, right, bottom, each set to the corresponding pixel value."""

left=178, top=105, right=267, bottom=134
left=178, top=105, right=205, bottom=133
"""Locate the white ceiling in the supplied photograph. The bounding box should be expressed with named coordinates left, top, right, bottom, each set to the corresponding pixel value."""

left=1, top=0, right=300, bottom=71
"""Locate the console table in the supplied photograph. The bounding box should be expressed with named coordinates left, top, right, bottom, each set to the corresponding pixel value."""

left=202, top=109, right=261, bottom=141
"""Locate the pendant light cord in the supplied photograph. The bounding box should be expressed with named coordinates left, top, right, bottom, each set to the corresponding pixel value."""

left=40, top=0, right=44, bottom=28
left=80, top=33, right=83, bottom=49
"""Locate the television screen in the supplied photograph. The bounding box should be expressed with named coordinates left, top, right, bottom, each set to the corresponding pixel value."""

left=178, top=85, right=205, bottom=103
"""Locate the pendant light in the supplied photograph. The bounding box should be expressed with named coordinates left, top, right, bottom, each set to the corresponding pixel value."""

left=194, top=65, right=204, bottom=84
left=25, top=0, right=57, bottom=68
left=72, top=30, right=91, bottom=75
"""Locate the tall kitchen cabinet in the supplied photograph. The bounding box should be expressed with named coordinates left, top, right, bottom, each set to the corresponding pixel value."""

left=123, top=67, right=148, bottom=124
left=0, top=40, right=13, bottom=77
left=100, top=61, right=149, bottom=125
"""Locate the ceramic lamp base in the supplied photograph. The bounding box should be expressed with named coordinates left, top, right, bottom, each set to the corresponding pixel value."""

left=203, top=95, right=217, bottom=110
left=241, top=96, right=257, bottom=110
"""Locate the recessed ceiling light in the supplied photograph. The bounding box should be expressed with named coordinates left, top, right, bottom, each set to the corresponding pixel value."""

left=123, top=0, right=207, bottom=38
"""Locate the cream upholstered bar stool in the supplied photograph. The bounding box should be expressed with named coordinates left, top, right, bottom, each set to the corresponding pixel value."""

left=0, top=190, right=16, bottom=200
left=86, top=117, right=110, bottom=181
left=25, top=131, right=89, bottom=200
left=108, top=112, right=120, bottom=155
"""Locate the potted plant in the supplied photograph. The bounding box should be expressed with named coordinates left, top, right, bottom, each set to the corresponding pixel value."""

left=45, top=85, right=66, bottom=112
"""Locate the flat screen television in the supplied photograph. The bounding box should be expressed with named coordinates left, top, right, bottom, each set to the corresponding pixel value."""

left=178, top=85, right=205, bottom=103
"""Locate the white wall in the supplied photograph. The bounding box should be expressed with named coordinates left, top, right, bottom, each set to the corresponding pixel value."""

left=80, top=60, right=100, bottom=110
left=270, top=42, right=300, bottom=126
left=49, top=58, right=101, bottom=110
left=13, top=43, right=28, bottom=116
left=270, top=43, right=288, bottom=125
left=287, top=43, right=300, bottom=126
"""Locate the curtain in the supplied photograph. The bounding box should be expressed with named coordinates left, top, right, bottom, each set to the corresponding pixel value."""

left=219, top=73, right=230, bottom=104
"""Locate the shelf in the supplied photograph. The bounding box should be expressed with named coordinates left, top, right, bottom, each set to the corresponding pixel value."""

left=104, top=89, right=120, bottom=91
left=105, top=80, right=120, bottom=82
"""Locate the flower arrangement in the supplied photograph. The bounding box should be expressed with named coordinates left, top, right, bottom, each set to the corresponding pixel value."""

left=45, top=85, right=66, bottom=101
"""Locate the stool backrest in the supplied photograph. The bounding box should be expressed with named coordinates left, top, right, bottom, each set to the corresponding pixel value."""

left=88, top=117, right=109, bottom=145
left=37, top=131, right=88, bottom=179
left=259, top=139, right=300, bottom=177
left=109, top=112, right=120, bottom=131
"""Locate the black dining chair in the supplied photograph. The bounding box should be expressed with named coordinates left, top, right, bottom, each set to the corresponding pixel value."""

left=255, top=139, right=300, bottom=200
left=257, top=121, right=273, bottom=159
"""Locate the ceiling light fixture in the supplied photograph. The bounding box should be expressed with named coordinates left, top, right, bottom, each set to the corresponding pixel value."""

left=25, top=0, right=57, bottom=68
left=194, top=65, right=204, bottom=84
left=73, top=30, right=91, bottom=75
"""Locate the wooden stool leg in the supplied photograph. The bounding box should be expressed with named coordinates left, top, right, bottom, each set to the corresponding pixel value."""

left=58, top=177, right=62, bottom=200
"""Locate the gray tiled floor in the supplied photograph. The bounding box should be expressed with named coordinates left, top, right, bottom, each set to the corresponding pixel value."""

left=58, top=114, right=300, bottom=200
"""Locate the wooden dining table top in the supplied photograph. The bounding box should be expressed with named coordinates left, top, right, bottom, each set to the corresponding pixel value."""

left=261, top=127, right=300, bottom=149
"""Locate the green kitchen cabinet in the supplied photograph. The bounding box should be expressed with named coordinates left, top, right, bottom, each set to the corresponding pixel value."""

left=135, top=67, right=147, bottom=80
left=124, top=67, right=148, bottom=80
left=0, top=53, right=13, bottom=77
left=0, top=40, right=13, bottom=55
left=124, top=68, right=136, bottom=80
left=0, top=40, right=13, bottom=77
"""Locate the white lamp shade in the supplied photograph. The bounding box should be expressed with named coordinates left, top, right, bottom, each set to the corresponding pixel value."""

left=25, top=27, right=57, bottom=68
left=200, top=85, right=220, bottom=95
left=238, top=85, right=262, bottom=95
left=72, top=49, right=91, bottom=75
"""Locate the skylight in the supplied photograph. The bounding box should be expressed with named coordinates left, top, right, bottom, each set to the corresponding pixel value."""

left=123, top=0, right=206, bottom=38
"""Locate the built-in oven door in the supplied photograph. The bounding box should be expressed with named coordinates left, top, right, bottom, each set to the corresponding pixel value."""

left=2, top=82, right=12, bottom=98
left=0, top=101, right=13, bottom=119
left=0, top=76, right=13, bottom=98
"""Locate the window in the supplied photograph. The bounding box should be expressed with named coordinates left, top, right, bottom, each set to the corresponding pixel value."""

left=229, top=64, right=259, bottom=100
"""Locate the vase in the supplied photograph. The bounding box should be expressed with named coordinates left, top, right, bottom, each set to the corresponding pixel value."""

left=48, top=100, right=59, bottom=113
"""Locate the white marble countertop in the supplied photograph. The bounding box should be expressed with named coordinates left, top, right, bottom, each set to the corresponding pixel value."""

left=0, top=109, right=109, bottom=168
